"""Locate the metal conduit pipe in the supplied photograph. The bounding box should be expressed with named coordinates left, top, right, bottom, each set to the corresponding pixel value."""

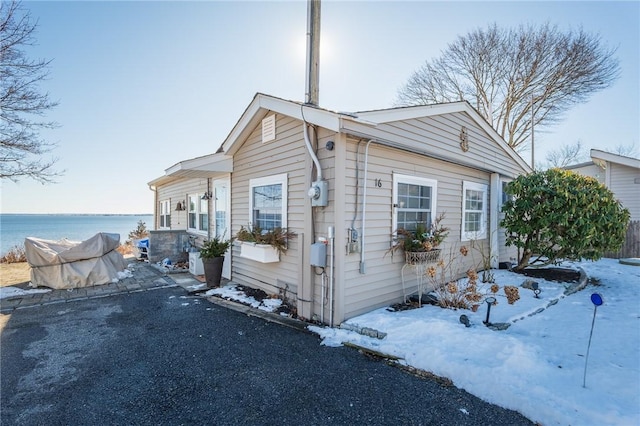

left=328, top=225, right=335, bottom=327
left=360, top=140, right=373, bottom=274
left=303, top=121, right=322, bottom=180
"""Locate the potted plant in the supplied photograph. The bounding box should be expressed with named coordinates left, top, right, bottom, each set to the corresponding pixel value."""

left=199, top=235, right=233, bottom=287
left=235, top=224, right=297, bottom=263
left=388, top=212, right=450, bottom=265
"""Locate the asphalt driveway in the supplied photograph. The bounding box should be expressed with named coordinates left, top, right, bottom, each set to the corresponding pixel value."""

left=1, top=286, right=534, bottom=425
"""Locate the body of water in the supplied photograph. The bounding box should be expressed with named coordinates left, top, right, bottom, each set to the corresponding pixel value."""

left=0, top=214, right=154, bottom=255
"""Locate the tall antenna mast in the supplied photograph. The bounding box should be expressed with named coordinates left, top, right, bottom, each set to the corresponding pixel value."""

left=305, top=0, right=321, bottom=106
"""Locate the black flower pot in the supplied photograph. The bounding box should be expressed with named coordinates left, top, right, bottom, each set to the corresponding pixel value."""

left=202, top=257, right=224, bottom=288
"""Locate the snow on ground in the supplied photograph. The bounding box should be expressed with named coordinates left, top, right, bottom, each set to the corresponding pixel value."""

left=0, top=286, right=50, bottom=299
left=205, top=285, right=283, bottom=312
left=310, top=259, right=640, bottom=426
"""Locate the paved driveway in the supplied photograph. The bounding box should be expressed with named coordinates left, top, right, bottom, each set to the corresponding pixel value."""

left=1, top=286, right=533, bottom=425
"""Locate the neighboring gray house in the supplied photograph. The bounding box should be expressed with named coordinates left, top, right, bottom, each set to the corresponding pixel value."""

left=149, top=93, right=531, bottom=325
left=566, top=149, right=640, bottom=220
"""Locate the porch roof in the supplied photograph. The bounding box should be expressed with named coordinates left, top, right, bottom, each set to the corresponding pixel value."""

left=148, top=153, right=232, bottom=189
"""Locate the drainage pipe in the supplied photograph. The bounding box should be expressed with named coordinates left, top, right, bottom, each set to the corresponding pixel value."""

left=359, top=140, right=373, bottom=274
left=328, top=225, right=335, bottom=327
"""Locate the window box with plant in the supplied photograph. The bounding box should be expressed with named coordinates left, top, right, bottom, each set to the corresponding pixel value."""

left=199, top=235, right=233, bottom=287
left=235, top=225, right=296, bottom=263
left=388, top=213, right=450, bottom=265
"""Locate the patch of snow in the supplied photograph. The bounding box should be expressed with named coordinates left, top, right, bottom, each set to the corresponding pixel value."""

left=205, top=285, right=283, bottom=313
left=0, top=286, right=51, bottom=299
left=310, top=259, right=640, bottom=426
left=0, top=287, right=51, bottom=299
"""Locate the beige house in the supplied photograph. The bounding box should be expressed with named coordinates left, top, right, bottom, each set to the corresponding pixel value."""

left=566, top=149, right=640, bottom=220
left=149, top=93, right=531, bottom=325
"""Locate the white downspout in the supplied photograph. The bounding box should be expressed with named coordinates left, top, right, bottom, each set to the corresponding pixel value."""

left=360, top=140, right=373, bottom=274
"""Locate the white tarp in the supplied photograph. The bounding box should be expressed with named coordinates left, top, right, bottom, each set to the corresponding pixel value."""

left=25, top=233, right=127, bottom=289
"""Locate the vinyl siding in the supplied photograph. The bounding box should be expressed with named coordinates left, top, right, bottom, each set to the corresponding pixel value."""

left=340, top=140, right=492, bottom=320
left=230, top=113, right=308, bottom=300
left=155, top=178, right=208, bottom=232
left=344, top=111, right=525, bottom=178
left=609, top=163, right=640, bottom=220
left=569, top=163, right=605, bottom=183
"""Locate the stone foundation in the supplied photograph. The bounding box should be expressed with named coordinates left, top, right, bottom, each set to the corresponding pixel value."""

left=148, top=230, right=189, bottom=264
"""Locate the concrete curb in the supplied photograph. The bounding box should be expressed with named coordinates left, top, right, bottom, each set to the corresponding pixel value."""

left=203, top=295, right=312, bottom=333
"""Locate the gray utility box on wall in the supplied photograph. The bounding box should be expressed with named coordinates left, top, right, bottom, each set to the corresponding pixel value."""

left=310, top=242, right=327, bottom=267
left=309, top=180, right=329, bottom=207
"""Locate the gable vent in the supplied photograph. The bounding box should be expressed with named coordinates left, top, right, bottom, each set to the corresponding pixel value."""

left=262, top=115, right=276, bottom=143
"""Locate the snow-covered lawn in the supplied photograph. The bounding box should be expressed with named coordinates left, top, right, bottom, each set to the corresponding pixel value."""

left=311, top=258, right=640, bottom=426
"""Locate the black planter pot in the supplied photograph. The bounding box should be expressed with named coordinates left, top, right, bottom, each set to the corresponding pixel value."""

left=202, top=257, right=224, bottom=288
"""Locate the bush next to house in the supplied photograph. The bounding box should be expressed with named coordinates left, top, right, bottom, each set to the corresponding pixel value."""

left=501, top=168, right=630, bottom=271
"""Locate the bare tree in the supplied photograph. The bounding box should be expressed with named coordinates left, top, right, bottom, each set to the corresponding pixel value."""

left=1, top=0, right=61, bottom=183
left=396, top=24, right=620, bottom=151
left=545, top=140, right=588, bottom=168
left=606, top=143, right=639, bottom=158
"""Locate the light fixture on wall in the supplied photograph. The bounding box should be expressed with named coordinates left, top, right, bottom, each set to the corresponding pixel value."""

left=175, top=201, right=186, bottom=211
left=201, top=192, right=212, bottom=200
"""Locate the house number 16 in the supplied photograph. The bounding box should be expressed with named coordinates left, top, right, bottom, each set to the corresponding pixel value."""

left=374, top=178, right=382, bottom=188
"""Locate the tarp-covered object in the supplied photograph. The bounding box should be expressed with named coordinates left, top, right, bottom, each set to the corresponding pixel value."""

left=25, top=233, right=127, bottom=289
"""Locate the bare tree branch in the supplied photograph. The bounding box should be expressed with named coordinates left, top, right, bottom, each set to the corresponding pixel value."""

left=396, top=23, right=620, bottom=151
left=1, top=0, right=61, bottom=183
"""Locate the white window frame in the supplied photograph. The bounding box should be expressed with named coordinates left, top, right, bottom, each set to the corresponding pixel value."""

left=187, top=193, right=208, bottom=234
left=461, top=181, right=488, bottom=241
left=392, top=174, right=438, bottom=232
left=249, top=173, right=288, bottom=231
left=159, top=200, right=171, bottom=229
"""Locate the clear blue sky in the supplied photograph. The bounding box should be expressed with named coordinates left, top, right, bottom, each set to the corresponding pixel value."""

left=2, top=1, right=638, bottom=214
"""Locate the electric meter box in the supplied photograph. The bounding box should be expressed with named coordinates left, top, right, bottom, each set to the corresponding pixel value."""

left=310, top=242, right=327, bottom=267
left=310, top=180, right=329, bottom=207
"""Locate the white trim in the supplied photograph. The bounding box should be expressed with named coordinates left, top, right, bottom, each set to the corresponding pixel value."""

left=461, top=181, right=488, bottom=241
left=591, top=149, right=640, bottom=169
left=249, top=173, right=288, bottom=230
left=392, top=173, right=438, bottom=232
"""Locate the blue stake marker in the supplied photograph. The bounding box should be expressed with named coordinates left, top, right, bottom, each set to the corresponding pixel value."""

left=583, top=293, right=603, bottom=388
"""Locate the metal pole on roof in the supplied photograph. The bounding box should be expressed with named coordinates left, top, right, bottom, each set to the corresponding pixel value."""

left=305, top=0, right=321, bottom=106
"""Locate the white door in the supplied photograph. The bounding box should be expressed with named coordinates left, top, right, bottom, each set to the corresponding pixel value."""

left=213, top=178, right=231, bottom=279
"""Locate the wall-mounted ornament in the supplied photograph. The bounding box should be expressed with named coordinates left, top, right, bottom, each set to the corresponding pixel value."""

left=459, top=126, right=469, bottom=152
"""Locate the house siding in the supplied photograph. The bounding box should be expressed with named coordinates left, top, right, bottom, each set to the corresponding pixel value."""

left=339, top=141, right=493, bottom=320
left=345, top=112, right=525, bottom=178
left=569, top=163, right=605, bottom=183
left=609, top=163, right=640, bottom=220
left=155, top=178, right=208, bottom=232
left=230, top=113, right=308, bottom=300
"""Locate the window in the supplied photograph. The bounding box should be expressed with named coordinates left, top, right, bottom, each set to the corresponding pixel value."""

left=249, top=174, right=287, bottom=231
left=159, top=200, right=171, bottom=229
left=462, top=181, right=488, bottom=240
left=393, top=174, right=437, bottom=232
left=188, top=194, right=208, bottom=233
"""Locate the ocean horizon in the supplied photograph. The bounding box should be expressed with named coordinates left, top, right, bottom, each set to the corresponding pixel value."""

left=0, top=213, right=154, bottom=255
